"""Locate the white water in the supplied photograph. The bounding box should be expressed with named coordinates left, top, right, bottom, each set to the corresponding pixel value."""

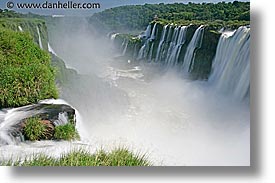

left=122, top=39, right=129, bottom=56
left=48, top=42, right=57, bottom=56
left=155, top=25, right=168, bottom=61
left=182, top=25, right=204, bottom=73
left=18, top=26, right=23, bottom=32
left=110, top=33, right=119, bottom=41
left=166, top=26, right=188, bottom=67
left=0, top=99, right=84, bottom=146
left=209, top=26, right=250, bottom=100
left=0, top=21, right=250, bottom=166
left=149, top=23, right=157, bottom=40
left=36, top=26, right=43, bottom=49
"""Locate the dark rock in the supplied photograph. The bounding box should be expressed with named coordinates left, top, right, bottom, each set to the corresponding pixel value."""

left=4, top=103, right=76, bottom=144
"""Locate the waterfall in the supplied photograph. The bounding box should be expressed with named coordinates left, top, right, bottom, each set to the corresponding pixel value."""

left=18, top=26, right=23, bottom=32
left=117, top=23, right=249, bottom=100
left=149, top=23, right=157, bottom=40
left=138, top=23, right=188, bottom=64
left=120, top=38, right=129, bottom=56
left=148, top=42, right=155, bottom=61
left=110, top=33, right=119, bottom=41
left=48, top=42, right=58, bottom=56
left=209, top=26, right=250, bottom=100
left=155, top=25, right=168, bottom=61
left=166, top=26, right=188, bottom=67
left=53, top=112, right=69, bottom=126
left=144, top=24, right=152, bottom=39
left=36, top=26, right=43, bottom=49
left=182, top=25, right=204, bottom=73
left=0, top=105, right=39, bottom=144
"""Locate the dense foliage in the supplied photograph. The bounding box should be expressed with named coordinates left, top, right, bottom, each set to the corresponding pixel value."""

left=89, top=1, right=250, bottom=32
left=2, top=148, right=151, bottom=166
left=23, top=116, right=79, bottom=141
left=23, top=117, right=47, bottom=141
left=0, top=17, right=49, bottom=50
left=0, top=28, right=58, bottom=108
left=54, top=122, right=80, bottom=141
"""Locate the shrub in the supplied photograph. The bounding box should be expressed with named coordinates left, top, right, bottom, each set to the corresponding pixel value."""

left=23, top=117, right=46, bottom=141
left=54, top=123, right=79, bottom=141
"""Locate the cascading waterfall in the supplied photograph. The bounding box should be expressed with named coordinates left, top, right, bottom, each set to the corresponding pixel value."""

left=122, top=39, right=129, bottom=56
left=138, top=23, right=189, bottom=65
left=110, top=33, right=119, bottom=42
left=36, top=26, right=43, bottom=49
left=144, top=24, right=152, bottom=39
left=18, top=26, right=23, bottom=32
left=182, top=25, right=204, bottom=73
left=164, top=26, right=180, bottom=65
left=48, top=42, right=58, bottom=56
left=116, top=23, right=250, bottom=101
left=0, top=105, right=40, bottom=145
left=149, top=23, right=157, bottom=40
left=166, top=26, right=188, bottom=67
left=137, top=23, right=157, bottom=61
left=53, top=112, right=69, bottom=126
left=155, top=25, right=168, bottom=61
left=137, top=39, right=150, bottom=60
left=209, top=26, right=250, bottom=100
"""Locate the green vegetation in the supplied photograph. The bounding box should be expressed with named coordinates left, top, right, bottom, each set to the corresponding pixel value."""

left=54, top=122, right=79, bottom=141
left=2, top=148, right=151, bottom=166
left=90, top=1, right=250, bottom=32
left=0, top=17, right=49, bottom=50
left=23, top=117, right=47, bottom=141
left=22, top=116, right=79, bottom=141
left=0, top=28, right=58, bottom=108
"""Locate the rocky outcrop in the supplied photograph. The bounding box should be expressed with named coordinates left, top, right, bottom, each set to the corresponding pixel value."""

left=1, top=103, right=76, bottom=144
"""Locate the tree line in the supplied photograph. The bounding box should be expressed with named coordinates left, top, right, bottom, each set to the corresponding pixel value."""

left=89, top=1, right=249, bottom=32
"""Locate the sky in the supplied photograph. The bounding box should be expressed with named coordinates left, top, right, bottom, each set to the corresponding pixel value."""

left=0, top=0, right=249, bottom=16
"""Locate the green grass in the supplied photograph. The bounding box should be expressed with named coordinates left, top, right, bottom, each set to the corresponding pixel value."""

left=23, top=117, right=79, bottom=141
left=23, top=117, right=47, bottom=141
left=54, top=122, right=80, bottom=141
left=1, top=148, right=151, bottom=166
left=0, top=27, right=58, bottom=108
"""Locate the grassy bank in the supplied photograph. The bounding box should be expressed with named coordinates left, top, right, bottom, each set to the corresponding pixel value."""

left=1, top=148, right=151, bottom=166
left=0, top=27, right=58, bottom=108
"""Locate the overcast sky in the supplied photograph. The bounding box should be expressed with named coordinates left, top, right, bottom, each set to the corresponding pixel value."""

left=0, top=0, right=249, bottom=16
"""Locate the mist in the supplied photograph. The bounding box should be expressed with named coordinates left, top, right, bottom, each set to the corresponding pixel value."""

left=44, top=18, right=250, bottom=165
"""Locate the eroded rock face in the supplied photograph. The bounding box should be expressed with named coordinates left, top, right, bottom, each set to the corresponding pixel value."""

left=0, top=103, right=76, bottom=145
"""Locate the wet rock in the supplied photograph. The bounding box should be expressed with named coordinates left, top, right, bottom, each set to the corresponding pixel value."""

left=1, top=103, right=76, bottom=144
